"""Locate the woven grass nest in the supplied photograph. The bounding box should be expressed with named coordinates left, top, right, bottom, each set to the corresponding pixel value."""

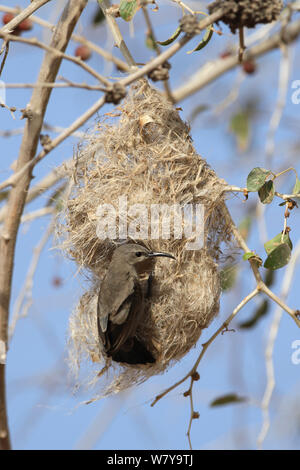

left=58, top=80, right=233, bottom=398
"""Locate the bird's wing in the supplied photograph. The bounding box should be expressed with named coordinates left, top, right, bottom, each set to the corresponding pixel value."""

left=97, top=273, right=135, bottom=332
left=107, top=282, right=143, bottom=354
left=97, top=275, right=143, bottom=355
left=97, top=272, right=136, bottom=352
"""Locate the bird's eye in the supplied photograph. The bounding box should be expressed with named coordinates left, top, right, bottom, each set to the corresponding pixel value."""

left=135, top=252, right=142, bottom=257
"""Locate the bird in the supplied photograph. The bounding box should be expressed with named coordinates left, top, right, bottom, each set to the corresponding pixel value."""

left=97, top=243, right=176, bottom=365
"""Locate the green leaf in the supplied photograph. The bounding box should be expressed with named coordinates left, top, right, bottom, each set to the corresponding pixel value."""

left=293, top=176, right=300, bottom=195
left=145, top=33, right=156, bottom=50
left=93, top=7, right=105, bottom=25
left=187, top=26, right=213, bottom=54
left=230, top=111, right=250, bottom=152
left=264, top=232, right=293, bottom=255
left=157, top=26, right=181, bottom=46
left=220, top=265, right=238, bottom=291
left=264, top=243, right=291, bottom=270
left=243, top=252, right=262, bottom=266
left=210, top=393, right=247, bottom=407
left=119, top=0, right=138, bottom=21
left=243, top=252, right=255, bottom=261
left=239, top=299, right=269, bottom=329
left=246, top=167, right=269, bottom=192
left=264, top=268, right=276, bottom=288
left=258, top=180, right=275, bottom=204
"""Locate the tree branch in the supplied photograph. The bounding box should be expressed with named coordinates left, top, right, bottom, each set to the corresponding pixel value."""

left=0, top=0, right=51, bottom=34
left=119, top=8, right=225, bottom=88
left=151, top=288, right=259, bottom=406
left=0, top=31, right=110, bottom=87
left=172, top=17, right=300, bottom=102
left=223, top=205, right=300, bottom=328
left=0, top=0, right=88, bottom=450
left=0, top=95, right=105, bottom=192
left=98, top=0, right=136, bottom=68
left=257, top=241, right=300, bottom=448
left=0, top=4, right=129, bottom=72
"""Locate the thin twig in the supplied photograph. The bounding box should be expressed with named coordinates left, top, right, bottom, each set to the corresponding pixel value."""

left=0, top=0, right=51, bottom=34
left=0, top=7, right=227, bottom=195
left=0, top=159, right=71, bottom=224
left=0, top=31, right=110, bottom=87
left=0, top=5, right=129, bottom=72
left=186, top=377, right=195, bottom=450
left=151, top=288, right=259, bottom=407
left=99, top=0, right=136, bottom=68
left=0, top=40, right=9, bottom=77
left=141, top=2, right=175, bottom=102
left=171, top=0, right=195, bottom=15
left=238, top=26, right=245, bottom=62
left=214, top=70, right=245, bottom=115
left=20, top=206, right=55, bottom=225
left=257, top=241, right=300, bottom=449
left=265, top=45, right=291, bottom=166
left=2, top=81, right=106, bottom=91
left=0, top=95, right=105, bottom=192
left=223, top=205, right=300, bottom=328
left=224, top=185, right=300, bottom=201
left=172, top=18, right=300, bottom=102
left=9, top=218, right=55, bottom=342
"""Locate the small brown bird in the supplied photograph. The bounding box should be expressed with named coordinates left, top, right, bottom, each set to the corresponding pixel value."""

left=97, top=243, right=175, bottom=365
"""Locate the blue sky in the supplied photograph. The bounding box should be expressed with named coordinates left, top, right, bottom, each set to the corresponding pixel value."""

left=1, top=0, right=300, bottom=450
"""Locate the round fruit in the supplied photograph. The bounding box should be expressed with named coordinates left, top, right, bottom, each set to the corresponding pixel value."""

left=75, top=45, right=92, bottom=61
left=220, top=50, right=232, bottom=59
left=2, top=12, right=14, bottom=25
left=18, top=18, right=33, bottom=31
left=52, top=276, right=63, bottom=288
left=243, top=60, right=256, bottom=74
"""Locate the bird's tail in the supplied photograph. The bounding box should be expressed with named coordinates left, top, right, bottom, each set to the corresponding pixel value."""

left=112, top=337, right=155, bottom=365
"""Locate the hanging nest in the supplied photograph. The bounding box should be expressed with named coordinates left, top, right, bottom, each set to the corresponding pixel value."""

left=57, top=80, right=234, bottom=398
left=208, top=0, right=283, bottom=33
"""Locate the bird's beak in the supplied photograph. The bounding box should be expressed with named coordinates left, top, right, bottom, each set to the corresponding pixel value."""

left=148, top=251, right=176, bottom=260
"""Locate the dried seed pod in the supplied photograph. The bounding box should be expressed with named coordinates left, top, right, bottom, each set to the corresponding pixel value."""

left=179, top=14, right=199, bottom=36
left=105, top=83, right=127, bottom=104
left=208, top=0, right=283, bottom=34
left=147, top=62, right=171, bottom=82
